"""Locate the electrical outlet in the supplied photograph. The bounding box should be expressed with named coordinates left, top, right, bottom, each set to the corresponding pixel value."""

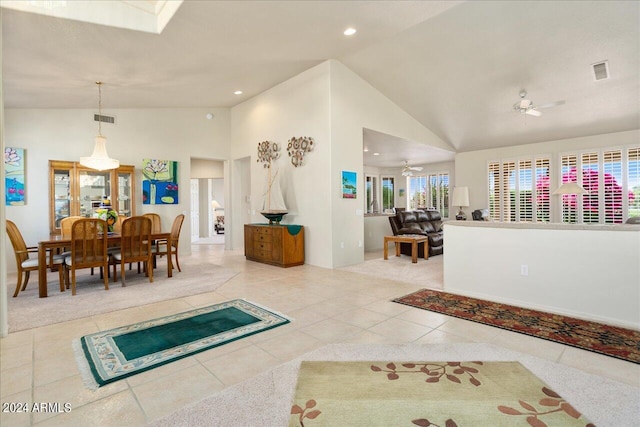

left=358, top=240, right=363, bottom=247
left=520, top=265, right=529, bottom=276
left=340, top=242, right=344, bottom=249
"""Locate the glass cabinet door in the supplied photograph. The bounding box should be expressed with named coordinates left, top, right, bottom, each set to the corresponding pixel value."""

left=117, top=166, right=135, bottom=219
left=78, top=169, right=111, bottom=218
left=52, top=167, right=72, bottom=231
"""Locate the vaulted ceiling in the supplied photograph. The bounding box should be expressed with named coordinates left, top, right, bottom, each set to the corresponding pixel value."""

left=2, top=1, right=639, bottom=162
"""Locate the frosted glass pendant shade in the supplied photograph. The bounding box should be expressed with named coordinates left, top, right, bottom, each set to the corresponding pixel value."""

left=80, top=136, right=120, bottom=171
left=552, top=182, right=588, bottom=195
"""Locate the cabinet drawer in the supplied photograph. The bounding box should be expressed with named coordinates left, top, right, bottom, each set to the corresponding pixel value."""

left=254, top=241, right=272, bottom=252
left=253, top=248, right=272, bottom=260
left=253, top=232, right=273, bottom=243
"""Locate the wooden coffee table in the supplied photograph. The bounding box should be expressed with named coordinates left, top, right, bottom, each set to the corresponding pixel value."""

left=384, top=234, right=429, bottom=263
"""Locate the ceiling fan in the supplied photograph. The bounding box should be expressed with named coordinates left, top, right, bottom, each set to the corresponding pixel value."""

left=402, top=160, right=423, bottom=176
left=513, top=90, right=565, bottom=117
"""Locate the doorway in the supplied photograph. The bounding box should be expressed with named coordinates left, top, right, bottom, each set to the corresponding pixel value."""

left=190, top=158, right=225, bottom=245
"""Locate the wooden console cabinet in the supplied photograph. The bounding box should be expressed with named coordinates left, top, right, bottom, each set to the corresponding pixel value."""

left=244, top=224, right=304, bottom=267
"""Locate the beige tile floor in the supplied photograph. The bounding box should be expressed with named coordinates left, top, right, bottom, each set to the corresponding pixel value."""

left=1, top=244, right=638, bottom=426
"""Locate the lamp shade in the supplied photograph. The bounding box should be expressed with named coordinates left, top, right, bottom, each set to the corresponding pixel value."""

left=80, top=136, right=120, bottom=171
left=451, top=186, right=469, bottom=207
left=552, top=182, right=588, bottom=195
left=211, top=200, right=221, bottom=210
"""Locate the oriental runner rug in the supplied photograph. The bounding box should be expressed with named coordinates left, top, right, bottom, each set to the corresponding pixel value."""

left=394, top=289, right=640, bottom=364
left=290, top=361, right=594, bottom=427
left=73, top=299, right=290, bottom=389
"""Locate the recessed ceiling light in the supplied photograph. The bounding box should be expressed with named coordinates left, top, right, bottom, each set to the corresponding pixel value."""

left=363, top=147, right=369, bottom=152
left=373, top=152, right=380, bottom=156
left=343, top=28, right=357, bottom=36
left=234, top=90, right=243, bottom=95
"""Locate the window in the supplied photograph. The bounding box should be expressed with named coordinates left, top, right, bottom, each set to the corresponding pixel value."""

left=407, top=172, right=449, bottom=218
left=365, top=175, right=378, bottom=213
left=381, top=176, right=395, bottom=211
left=559, top=146, right=640, bottom=224
left=488, top=156, right=551, bottom=222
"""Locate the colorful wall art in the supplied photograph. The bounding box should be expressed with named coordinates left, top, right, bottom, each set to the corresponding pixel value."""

left=342, top=171, right=357, bottom=199
left=142, top=159, right=179, bottom=204
left=5, top=147, right=25, bottom=206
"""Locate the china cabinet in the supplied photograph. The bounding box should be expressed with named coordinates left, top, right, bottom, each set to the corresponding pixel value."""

left=48, top=161, right=136, bottom=234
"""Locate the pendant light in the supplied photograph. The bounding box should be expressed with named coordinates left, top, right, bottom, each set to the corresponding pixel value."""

left=80, top=81, right=120, bottom=171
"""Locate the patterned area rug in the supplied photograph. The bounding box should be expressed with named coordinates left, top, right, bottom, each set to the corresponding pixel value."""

left=290, top=361, right=594, bottom=427
left=74, top=299, right=290, bottom=389
left=394, top=289, right=640, bottom=364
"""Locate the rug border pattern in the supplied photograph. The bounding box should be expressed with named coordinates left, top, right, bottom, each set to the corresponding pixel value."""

left=393, top=289, right=640, bottom=365
left=75, top=299, right=290, bottom=388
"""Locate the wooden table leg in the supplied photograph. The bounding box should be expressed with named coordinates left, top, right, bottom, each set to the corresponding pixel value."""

left=411, top=240, right=418, bottom=263
left=166, top=238, right=173, bottom=277
left=424, top=240, right=429, bottom=260
left=38, top=243, right=48, bottom=298
left=395, top=242, right=401, bottom=257
left=383, top=237, right=389, bottom=260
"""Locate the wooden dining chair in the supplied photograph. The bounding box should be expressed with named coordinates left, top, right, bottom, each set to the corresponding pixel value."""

left=143, top=213, right=162, bottom=234
left=153, top=213, right=185, bottom=273
left=64, top=218, right=109, bottom=295
left=6, top=220, right=65, bottom=297
left=110, top=216, right=153, bottom=285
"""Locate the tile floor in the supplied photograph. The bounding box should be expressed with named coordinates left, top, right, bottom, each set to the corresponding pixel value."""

left=1, top=244, right=638, bottom=426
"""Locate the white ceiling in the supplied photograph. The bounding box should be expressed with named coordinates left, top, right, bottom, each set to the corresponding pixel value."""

left=2, top=1, right=639, bottom=164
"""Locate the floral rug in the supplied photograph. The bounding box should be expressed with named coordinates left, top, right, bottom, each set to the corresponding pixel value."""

left=394, top=289, right=640, bottom=364
left=290, top=361, right=594, bottom=427
left=74, top=299, right=290, bottom=389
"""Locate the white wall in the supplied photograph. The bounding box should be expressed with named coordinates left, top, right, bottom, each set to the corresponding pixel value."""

left=4, top=107, right=231, bottom=273
left=329, top=60, right=455, bottom=267
left=455, top=129, right=640, bottom=218
left=444, top=222, right=640, bottom=328
left=230, top=61, right=333, bottom=267
left=229, top=60, right=453, bottom=268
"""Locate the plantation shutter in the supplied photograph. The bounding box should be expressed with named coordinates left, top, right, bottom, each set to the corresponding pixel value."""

left=560, top=154, right=578, bottom=223
left=603, top=150, right=623, bottom=223
left=502, top=161, right=516, bottom=222
left=581, top=152, right=599, bottom=223
left=488, top=162, right=500, bottom=221
left=535, top=158, right=550, bottom=222
left=629, top=148, right=640, bottom=219
left=518, top=160, right=533, bottom=222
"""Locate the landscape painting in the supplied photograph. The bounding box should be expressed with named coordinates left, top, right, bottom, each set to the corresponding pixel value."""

left=342, top=171, right=357, bottom=199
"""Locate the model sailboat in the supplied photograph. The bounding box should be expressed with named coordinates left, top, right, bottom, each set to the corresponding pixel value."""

left=261, top=166, right=287, bottom=224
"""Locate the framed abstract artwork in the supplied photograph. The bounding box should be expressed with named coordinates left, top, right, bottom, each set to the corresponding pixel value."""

left=342, top=171, right=357, bottom=199
left=142, top=159, right=179, bottom=204
left=5, top=147, right=25, bottom=205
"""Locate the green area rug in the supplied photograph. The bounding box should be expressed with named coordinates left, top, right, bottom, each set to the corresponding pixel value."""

left=290, top=361, right=595, bottom=427
left=73, top=299, right=290, bottom=389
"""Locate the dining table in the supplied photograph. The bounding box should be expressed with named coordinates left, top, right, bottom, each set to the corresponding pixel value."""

left=37, top=232, right=173, bottom=298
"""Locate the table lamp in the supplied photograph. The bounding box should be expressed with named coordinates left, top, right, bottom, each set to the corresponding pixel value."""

left=451, top=186, right=469, bottom=220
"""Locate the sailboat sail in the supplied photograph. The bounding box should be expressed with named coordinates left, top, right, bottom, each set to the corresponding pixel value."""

left=262, top=167, right=287, bottom=213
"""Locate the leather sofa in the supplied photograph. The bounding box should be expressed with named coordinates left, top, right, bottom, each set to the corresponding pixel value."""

left=388, top=209, right=444, bottom=257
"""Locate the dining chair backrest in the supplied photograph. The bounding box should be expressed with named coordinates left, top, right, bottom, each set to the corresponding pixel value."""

left=60, top=216, right=84, bottom=238
left=6, top=220, right=29, bottom=265
left=69, top=218, right=108, bottom=268
left=143, top=213, right=162, bottom=234
left=170, top=214, right=185, bottom=246
left=113, top=215, right=125, bottom=233
left=120, top=216, right=152, bottom=259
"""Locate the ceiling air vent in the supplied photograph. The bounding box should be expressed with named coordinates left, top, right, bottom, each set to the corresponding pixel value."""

left=94, top=113, right=116, bottom=124
left=592, top=61, right=609, bottom=81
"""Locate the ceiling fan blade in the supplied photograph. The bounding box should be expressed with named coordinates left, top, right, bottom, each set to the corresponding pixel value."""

left=537, top=100, right=566, bottom=109
left=526, top=109, right=542, bottom=117
left=409, top=166, right=423, bottom=171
